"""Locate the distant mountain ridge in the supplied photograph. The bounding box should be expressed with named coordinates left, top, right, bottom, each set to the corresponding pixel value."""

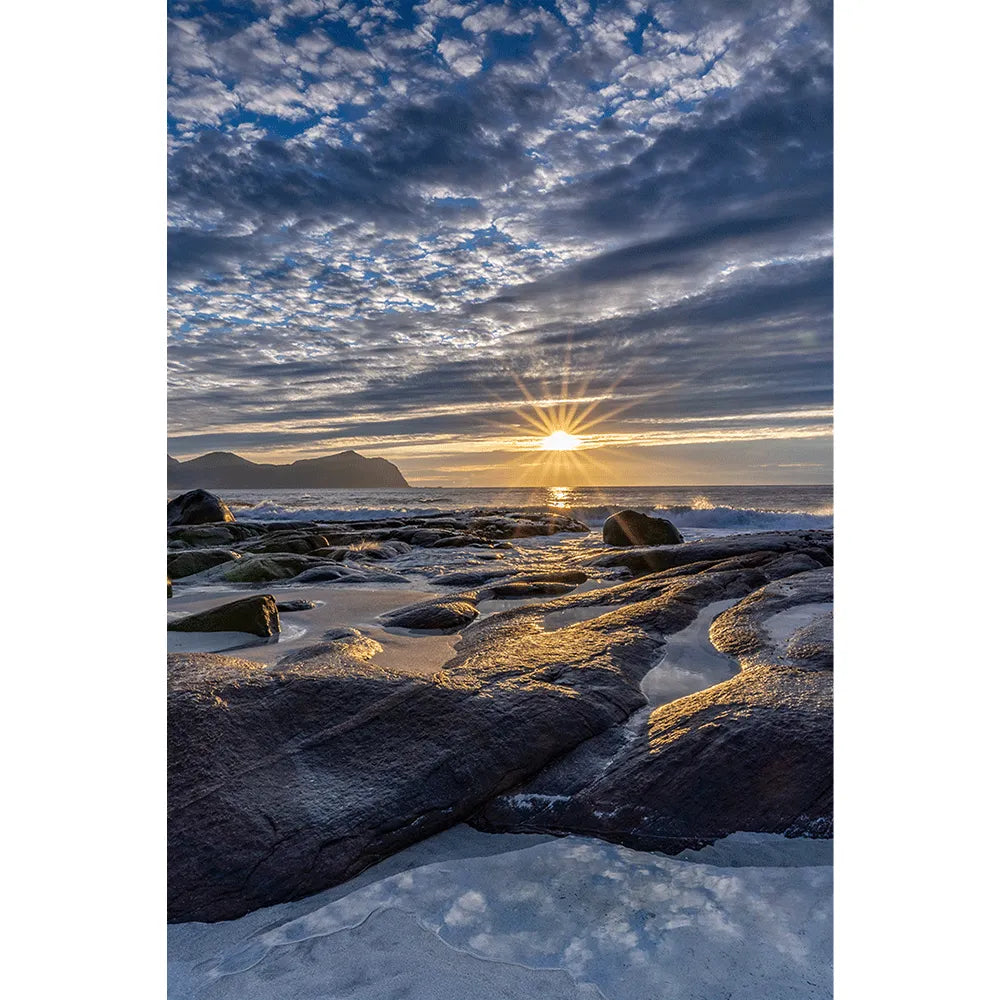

left=167, top=450, right=410, bottom=489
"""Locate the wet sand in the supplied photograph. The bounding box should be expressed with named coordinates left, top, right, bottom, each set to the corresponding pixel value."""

left=167, top=584, right=439, bottom=666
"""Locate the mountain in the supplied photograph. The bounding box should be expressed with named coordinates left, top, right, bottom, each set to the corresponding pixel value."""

left=167, top=450, right=410, bottom=489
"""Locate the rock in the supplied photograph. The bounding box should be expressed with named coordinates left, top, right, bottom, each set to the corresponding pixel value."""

left=381, top=599, right=479, bottom=631
left=603, top=509, right=683, bottom=546
left=167, top=595, right=280, bottom=638
left=475, top=665, right=832, bottom=852
left=432, top=569, right=510, bottom=587
left=167, top=548, right=242, bottom=579
left=434, top=569, right=587, bottom=589
left=167, top=489, right=236, bottom=526
left=591, top=529, right=833, bottom=577
left=168, top=538, right=833, bottom=923
left=242, top=533, right=331, bottom=555
left=221, top=554, right=320, bottom=583
left=488, top=581, right=578, bottom=598
left=473, top=569, right=834, bottom=849
left=429, top=534, right=485, bottom=548
left=276, top=600, right=319, bottom=612
left=168, top=523, right=253, bottom=547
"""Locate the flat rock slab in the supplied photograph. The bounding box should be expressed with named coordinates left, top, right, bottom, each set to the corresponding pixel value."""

left=590, top=529, right=832, bottom=576
left=168, top=533, right=832, bottom=922
left=474, top=567, right=834, bottom=846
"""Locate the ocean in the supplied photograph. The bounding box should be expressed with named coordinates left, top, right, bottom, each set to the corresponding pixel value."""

left=181, top=484, right=833, bottom=538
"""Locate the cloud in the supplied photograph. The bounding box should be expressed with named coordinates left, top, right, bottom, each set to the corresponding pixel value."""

left=167, top=0, right=833, bottom=481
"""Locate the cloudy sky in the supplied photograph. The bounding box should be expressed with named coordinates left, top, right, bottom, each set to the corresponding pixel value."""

left=167, top=0, right=832, bottom=486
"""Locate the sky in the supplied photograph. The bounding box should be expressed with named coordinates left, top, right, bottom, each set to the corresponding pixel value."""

left=167, top=0, right=832, bottom=486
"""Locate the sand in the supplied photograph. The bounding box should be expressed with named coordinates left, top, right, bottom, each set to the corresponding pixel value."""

left=167, top=583, right=440, bottom=667
left=364, top=625, right=461, bottom=675
left=168, top=826, right=832, bottom=1000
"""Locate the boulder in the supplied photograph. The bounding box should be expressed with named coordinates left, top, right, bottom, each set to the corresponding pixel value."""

left=167, top=489, right=236, bottom=526
left=242, top=533, right=331, bottom=555
left=381, top=599, right=479, bottom=631
left=167, top=595, right=280, bottom=638
left=276, top=600, right=319, bottom=612
left=167, top=548, right=242, bottom=579
left=221, top=554, right=319, bottom=583
left=603, top=509, right=683, bottom=546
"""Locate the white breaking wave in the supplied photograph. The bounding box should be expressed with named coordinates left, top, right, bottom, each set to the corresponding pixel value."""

left=237, top=502, right=448, bottom=522
left=233, top=500, right=832, bottom=534
left=565, top=504, right=832, bottom=532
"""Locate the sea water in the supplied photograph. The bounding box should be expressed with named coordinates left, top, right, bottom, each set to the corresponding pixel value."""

left=169, top=484, right=832, bottom=538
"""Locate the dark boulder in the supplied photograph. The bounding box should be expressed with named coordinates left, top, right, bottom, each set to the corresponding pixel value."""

left=276, top=600, right=319, bottom=612
left=221, top=554, right=320, bottom=583
left=603, top=509, right=683, bottom=546
left=381, top=599, right=479, bottom=631
left=242, top=533, right=331, bottom=555
left=167, top=489, right=236, bottom=526
left=167, top=595, right=280, bottom=638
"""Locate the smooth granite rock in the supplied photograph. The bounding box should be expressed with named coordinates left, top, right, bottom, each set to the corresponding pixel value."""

left=167, top=595, right=280, bottom=638
left=380, top=599, right=479, bottom=631
left=474, top=567, right=833, bottom=848
left=591, top=529, right=833, bottom=576
left=603, top=509, right=683, bottom=546
left=167, top=548, right=242, bottom=579
left=167, top=489, right=236, bottom=526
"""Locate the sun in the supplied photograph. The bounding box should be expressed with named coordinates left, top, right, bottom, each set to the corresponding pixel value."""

left=540, top=429, right=582, bottom=451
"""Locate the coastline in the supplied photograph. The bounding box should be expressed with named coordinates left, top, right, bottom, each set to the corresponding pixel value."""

left=167, top=494, right=833, bottom=997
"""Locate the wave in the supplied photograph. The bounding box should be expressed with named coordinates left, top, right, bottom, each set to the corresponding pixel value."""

left=236, top=502, right=447, bottom=522
left=235, top=499, right=832, bottom=534
left=565, top=504, right=832, bottom=532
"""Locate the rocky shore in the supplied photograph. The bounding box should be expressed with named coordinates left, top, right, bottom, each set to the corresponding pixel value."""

left=167, top=491, right=833, bottom=924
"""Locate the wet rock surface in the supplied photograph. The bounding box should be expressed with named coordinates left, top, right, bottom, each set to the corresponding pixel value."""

left=167, top=489, right=236, bottom=526
left=474, top=568, right=833, bottom=847
left=603, top=508, right=683, bottom=546
left=167, top=548, right=242, bottom=579
left=275, top=599, right=319, bottom=612
left=591, top=528, right=832, bottom=576
left=168, top=528, right=832, bottom=923
left=379, top=598, right=479, bottom=631
left=167, top=506, right=592, bottom=589
left=167, top=594, right=281, bottom=638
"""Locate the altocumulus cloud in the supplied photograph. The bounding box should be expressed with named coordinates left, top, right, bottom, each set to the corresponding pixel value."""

left=168, top=0, right=832, bottom=485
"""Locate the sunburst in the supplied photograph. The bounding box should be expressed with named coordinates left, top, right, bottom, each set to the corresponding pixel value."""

left=539, top=429, right=582, bottom=450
